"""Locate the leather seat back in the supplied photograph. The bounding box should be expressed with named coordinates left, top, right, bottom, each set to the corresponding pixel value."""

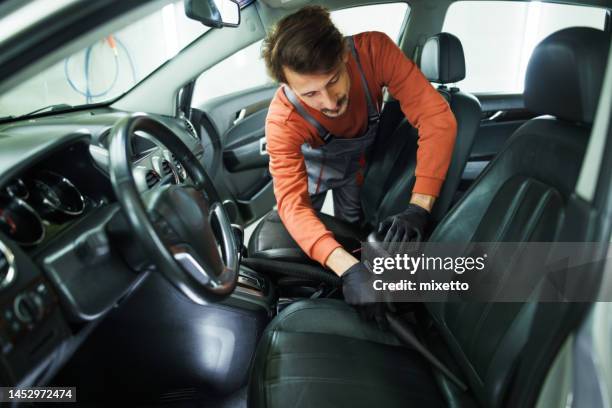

left=424, top=27, right=610, bottom=407
left=361, top=33, right=481, bottom=227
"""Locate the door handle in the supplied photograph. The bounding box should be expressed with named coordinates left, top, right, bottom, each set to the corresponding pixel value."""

left=233, top=99, right=273, bottom=126
left=233, top=108, right=247, bottom=125
left=483, top=110, right=505, bottom=122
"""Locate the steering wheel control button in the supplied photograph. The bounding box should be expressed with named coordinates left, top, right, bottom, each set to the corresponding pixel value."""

left=150, top=213, right=181, bottom=244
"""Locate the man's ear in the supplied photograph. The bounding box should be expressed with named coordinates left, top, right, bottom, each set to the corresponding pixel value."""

left=342, top=48, right=350, bottom=64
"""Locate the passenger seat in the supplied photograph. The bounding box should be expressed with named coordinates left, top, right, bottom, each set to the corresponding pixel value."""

left=248, top=26, right=611, bottom=408
left=248, top=33, right=481, bottom=263
left=363, top=32, right=481, bottom=227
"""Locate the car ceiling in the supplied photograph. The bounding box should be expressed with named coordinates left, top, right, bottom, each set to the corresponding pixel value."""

left=258, top=0, right=612, bottom=11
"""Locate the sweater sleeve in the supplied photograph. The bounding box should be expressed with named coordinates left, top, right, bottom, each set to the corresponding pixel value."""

left=266, top=117, right=342, bottom=266
left=367, top=31, right=458, bottom=197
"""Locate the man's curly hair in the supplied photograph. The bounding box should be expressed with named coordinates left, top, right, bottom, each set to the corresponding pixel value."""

left=261, top=5, right=346, bottom=84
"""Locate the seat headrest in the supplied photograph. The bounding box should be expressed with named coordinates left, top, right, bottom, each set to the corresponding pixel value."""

left=420, top=32, right=466, bottom=84
left=525, top=27, right=610, bottom=124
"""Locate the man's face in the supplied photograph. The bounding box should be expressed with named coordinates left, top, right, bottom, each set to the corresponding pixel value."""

left=283, top=51, right=351, bottom=118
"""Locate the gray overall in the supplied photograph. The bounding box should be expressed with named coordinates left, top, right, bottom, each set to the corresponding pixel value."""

left=283, top=36, right=380, bottom=223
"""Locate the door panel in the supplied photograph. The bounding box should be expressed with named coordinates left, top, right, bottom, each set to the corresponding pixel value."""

left=192, top=84, right=278, bottom=225
left=223, top=108, right=269, bottom=172
left=200, top=85, right=277, bottom=141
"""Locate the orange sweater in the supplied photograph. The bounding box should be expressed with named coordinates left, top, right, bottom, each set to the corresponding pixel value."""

left=265, top=31, right=457, bottom=266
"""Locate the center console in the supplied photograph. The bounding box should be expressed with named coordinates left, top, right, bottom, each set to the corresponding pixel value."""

left=222, top=265, right=275, bottom=316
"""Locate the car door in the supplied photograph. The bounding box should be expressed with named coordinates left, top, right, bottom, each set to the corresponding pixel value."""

left=185, top=39, right=277, bottom=226
left=193, top=81, right=278, bottom=226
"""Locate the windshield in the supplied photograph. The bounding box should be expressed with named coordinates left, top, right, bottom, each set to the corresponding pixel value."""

left=0, top=0, right=209, bottom=118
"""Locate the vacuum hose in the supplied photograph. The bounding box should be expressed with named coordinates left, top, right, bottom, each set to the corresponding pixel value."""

left=241, top=257, right=341, bottom=287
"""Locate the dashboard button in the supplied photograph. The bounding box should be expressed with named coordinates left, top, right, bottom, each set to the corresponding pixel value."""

left=14, top=293, right=44, bottom=324
left=9, top=320, right=20, bottom=334
left=3, top=308, right=14, bottom=321
left=36, top=283, right=53, bottom=306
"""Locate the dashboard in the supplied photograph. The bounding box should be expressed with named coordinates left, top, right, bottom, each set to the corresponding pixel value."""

left=0, top=108, right=204, bottom=387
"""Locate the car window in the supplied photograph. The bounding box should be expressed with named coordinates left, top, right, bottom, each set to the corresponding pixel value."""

left=442, top=1, right=607, bottom=93
left=192, top=2, right=409, bottom=106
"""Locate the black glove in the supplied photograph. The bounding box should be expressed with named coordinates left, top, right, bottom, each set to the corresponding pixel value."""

left=377, top=204, right=430, bottom=252
left=342, top=262, right=389, bottom=330
left=356, top=303, right=389, bottom=331
left=341, top=262, right=377, bottom=305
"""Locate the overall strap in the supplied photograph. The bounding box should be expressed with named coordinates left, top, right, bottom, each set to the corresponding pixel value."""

left=346, top=36, right=379, bottom=123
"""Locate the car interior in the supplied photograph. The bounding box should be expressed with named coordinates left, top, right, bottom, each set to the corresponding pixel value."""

left=0, top=0, right=611, bottom=407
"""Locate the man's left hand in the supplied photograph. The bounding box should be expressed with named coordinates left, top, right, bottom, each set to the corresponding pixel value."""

left=377, top=203, right=430, bottom=247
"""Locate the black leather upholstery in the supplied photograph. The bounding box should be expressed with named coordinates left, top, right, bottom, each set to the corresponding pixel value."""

left=428, top=88, right=481, bottom=223
left=248, top=209, right=364, bottom=262
left=423, top=116, right=589, bottom=408
left=248, top=27, right=610, bottom=408
left=420, top=32, right=466, bottom=84
left=248, top=300, right=446, bottom=408
left=249, top=34, right=480, bottom=263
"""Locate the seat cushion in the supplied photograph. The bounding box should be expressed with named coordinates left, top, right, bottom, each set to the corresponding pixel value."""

left=248, top=210, right=364, bottom=263
left=248, top=299, right=446, bottom=408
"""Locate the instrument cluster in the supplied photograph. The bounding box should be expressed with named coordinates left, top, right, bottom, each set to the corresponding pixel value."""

left=0, top=171, right=86, bottom=247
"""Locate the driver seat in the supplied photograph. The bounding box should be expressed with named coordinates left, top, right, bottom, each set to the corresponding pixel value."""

left=248, top=27, right=610, bottom=408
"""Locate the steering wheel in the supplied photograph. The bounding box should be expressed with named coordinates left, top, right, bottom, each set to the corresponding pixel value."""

left=108, top=113, right=239, bottom=303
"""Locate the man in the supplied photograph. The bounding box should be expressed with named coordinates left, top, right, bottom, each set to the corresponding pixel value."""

left=262, top=6, right=457, bottom=304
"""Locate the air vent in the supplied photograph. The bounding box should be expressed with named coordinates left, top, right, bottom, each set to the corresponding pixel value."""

left=145, top=170, right=161, bottom=188
left=0, top=240, right=16, bottom=290
left=183, top=118, right=198, bottom=140
left=162, top=160, right=172, bottom=176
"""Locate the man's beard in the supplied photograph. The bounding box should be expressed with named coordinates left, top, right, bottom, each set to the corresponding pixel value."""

left=321, top=95, right=348, bottom=117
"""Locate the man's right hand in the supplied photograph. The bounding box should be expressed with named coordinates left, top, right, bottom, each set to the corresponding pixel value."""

left=341, top=262, right=377, bottom=305
left=342, top=262, right=389, bottom=330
